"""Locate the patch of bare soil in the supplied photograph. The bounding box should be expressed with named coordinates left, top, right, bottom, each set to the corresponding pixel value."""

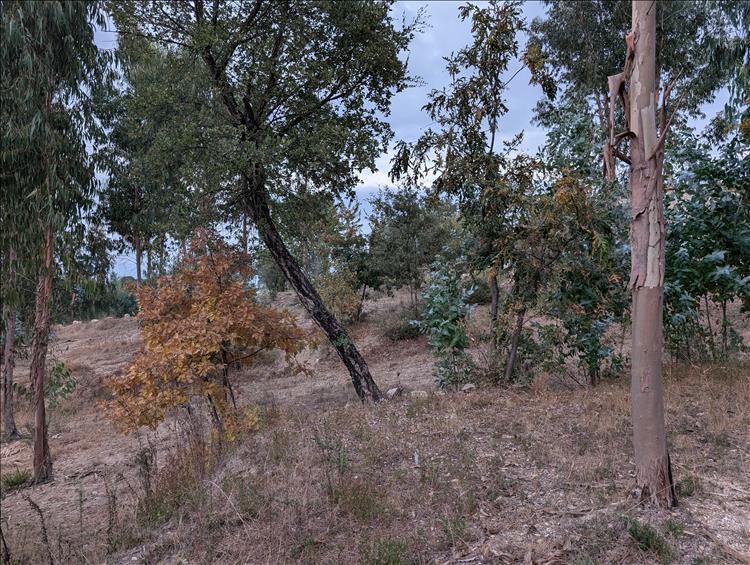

left=1, top=293, right=748, bottom=564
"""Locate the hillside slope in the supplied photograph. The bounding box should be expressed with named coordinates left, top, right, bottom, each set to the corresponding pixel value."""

left=1, top=293, right=748, bottom=564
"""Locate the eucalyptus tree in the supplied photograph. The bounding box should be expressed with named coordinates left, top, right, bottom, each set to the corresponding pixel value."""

left=1, top=1, right=111, bottom=481
left=530, top=0, right=750, bottom=179
left=110, top=0, right=419, bottom=401
left=604, top=0, right=681, bottom=507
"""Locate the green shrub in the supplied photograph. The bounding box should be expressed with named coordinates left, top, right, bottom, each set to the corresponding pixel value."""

left=1, top=468, right=31, bottom=494
left=416, top=262, right=474, bottom=388
left=675, top=476, right=698, bottom=497
left=383, top=317, right=420, bottom=341
left=626, top=518, right=672, bottom=563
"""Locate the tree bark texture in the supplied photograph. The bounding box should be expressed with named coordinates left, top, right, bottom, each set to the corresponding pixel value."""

left=244, top=176, right=382, bottom=401
left=2, top=307, right=19, bottom=441
left=625, top=0, right=676, bottom=507
left=2, top=244, right=20, bottom=440
left=489, top=273, right=499, bottom=337
left=504, top=309, right=525, bottom=381
left=30, top=222, right=54, bottom=482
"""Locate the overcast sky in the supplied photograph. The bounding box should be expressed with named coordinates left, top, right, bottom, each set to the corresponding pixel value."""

left=356, top=1, right=548, bottom=199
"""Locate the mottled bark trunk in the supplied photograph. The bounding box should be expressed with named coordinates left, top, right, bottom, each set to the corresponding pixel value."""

left=489, top=273, right=499, bottom=339
left=2, top=307, right=19, bottom=441
left=626, top=0, right=676, bottom=507
left=244, top=176, right=382, bottom=401
left=504, top=309, right=525, bottom=381
left=31, top=222, right=54, bottom=482
left=2, top=244, right=20, bottom=440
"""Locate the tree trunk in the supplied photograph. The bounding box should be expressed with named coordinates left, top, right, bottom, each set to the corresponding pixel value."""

left=2, top=307, right=20, bottom=441
left=703, top=296, right=716, bottom=361
left=626, top=0, right=676, bottom=507
left=241, top=212, right=249, bottom=256
left=31, top=222, right=54, bottom=483
left=134, top=228, right=142, bottom=283
left=244, top=176, right=382, bottom=401
left=133, top=184, right=142, bottom=283
left=2, top=243, right=20, bottom=440
left=721, top=299, right=728, bottom=356
left=504, top=309, right=525, bottom=381
left=489, top=273, right=499, bottom=338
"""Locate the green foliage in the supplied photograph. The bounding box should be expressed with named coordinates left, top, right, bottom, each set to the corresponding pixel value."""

left=626, top=518, right=672, bottom=564
left=1, top=468, right=31, bottom=494
left=417, top=263, right=474, bottom=388
left=11, top=360, right=77, bottom=408
left=368, top=187, right=458, bottom=307
left=1, top=0, right=114, bottom=308
left=45, top=361, right=77, bottom=408
left=664, top=132, right=750, bottom=361
left=383, top=316, right=422, bottom=342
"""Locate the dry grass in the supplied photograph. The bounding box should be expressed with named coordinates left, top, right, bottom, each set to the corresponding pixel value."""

left=2, top=305, right=749, bottom=564
left=108, top=361, right=749, bottom=564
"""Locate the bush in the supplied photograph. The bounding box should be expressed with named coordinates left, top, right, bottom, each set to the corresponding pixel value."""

left=318, top=266, right=363, bottom=324
left=106, top=233, right=306, bottom=434
left=1, top=468, right=31, bottom=494
left=465, top=278, right=492, bottom=305
left=416, top=263, right=474, bottom=388
left=626, top=518, right=672, bottom=563
left=383, top=316, right=420, bottom=341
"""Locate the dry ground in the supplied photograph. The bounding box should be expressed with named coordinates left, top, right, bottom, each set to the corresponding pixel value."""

left=1, top=292, right=748, bottom=564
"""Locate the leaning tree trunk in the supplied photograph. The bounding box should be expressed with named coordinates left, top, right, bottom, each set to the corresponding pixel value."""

left=244, top=176, right=382, bottom=401
left=625, top=0, right=676, bottom=507
left=30, top=222, right=54, bottom=482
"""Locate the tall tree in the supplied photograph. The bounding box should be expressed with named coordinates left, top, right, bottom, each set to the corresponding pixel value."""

left=110, top=0, right=419, bottom=401
left=1, top=0, right=110, bottom=481
left=607, top=0, right=676, bottom=507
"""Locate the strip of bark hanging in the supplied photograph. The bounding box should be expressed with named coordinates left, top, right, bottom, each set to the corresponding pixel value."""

left=605, top=31, right=637, bottom=179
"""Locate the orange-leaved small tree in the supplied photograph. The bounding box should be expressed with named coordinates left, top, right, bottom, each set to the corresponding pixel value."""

left=107, top=232, right=306, bottom=435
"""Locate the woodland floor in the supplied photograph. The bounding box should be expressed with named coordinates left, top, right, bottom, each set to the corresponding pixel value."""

left=1, top=291, right=749, bottom=564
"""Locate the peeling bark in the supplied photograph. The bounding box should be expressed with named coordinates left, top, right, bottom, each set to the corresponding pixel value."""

left=608, top=0, right=676, bottom=507
left=628, top=1, right=675, bottom=507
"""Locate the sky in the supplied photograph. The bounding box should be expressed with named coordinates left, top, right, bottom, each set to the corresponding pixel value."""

left=355, top=1, right=548, bottom=201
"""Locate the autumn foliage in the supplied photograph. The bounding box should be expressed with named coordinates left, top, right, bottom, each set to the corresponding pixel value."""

left=107, top=233, right=306, bottom=433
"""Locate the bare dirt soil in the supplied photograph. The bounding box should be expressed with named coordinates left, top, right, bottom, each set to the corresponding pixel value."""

left=1, top=292, right=748, bottom=564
